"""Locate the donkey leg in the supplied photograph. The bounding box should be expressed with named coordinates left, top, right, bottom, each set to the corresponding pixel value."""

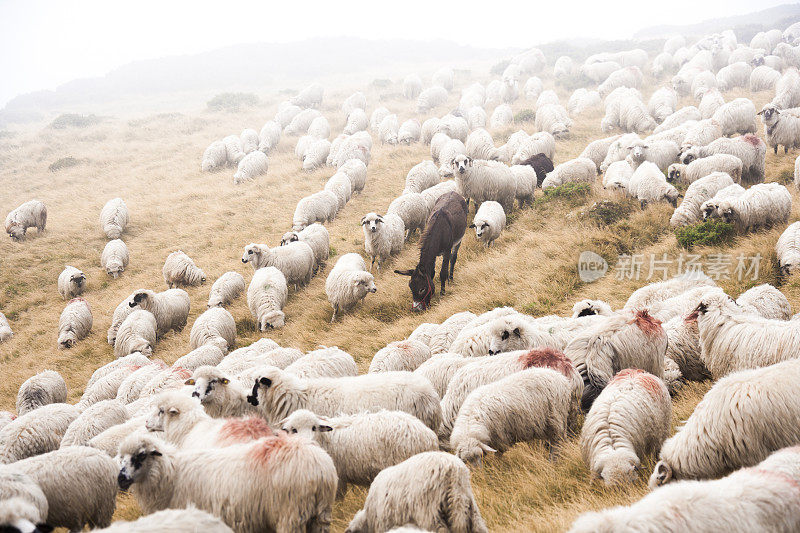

left=439, top=250, right=451, bottom=296
left=449, top=243, right=462, bottom=281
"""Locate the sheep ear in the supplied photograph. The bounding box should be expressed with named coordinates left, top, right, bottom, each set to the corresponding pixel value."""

left=259, top=377, right=272, bottom=387
left=513, top=327, right=521, bottom=337
left=654, top=461, right=672, bottom=484
left=151, top=450, right=162, bottom=457
left=479, top=442, right=497, bottom=453
left=468, top=223, right=475, bottom=228
left=395, top=269, right=414, bottom=276
left=360, top=217, right=367, bottom=225
left=168, top=407, right=179, bottom=415
left=757, top=109, right=765, bottom=115
left=317, top=424, right=333, bottom=432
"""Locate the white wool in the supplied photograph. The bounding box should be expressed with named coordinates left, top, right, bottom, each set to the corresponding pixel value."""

left=403, top=74, right=423, bottom=99
left=653, top=106, right=701, bottom=134
left=16, top=370, right=67, bottom=416
left=189, top=307, right=236, bottom=353
left=207, top=271, right=245, bottom=308
left=647, top=87, right=677, bottom=123
left=417, top=86, right=448, bottom=113
left=624, top=139, right=680, bottom=172
left=736, top=284, right=792, bottom=320
left=99, top=197, right=129, bottom=239
left=535, top=103, right=572, bottom=139
left=292, top=190, right=339, bottom=230
left=510, top=165, right=538, bottom=206
left=602, top=160, right=633, bottom=191
left=58, top=298, right=93, bottom=350
left=581, top=135, right=622, bottom=172
left=128, top=288, right=191, bottom=338
left=452, top=156, right=516, bottom=212
left=670, top=171, right=735, bottom=228
left=325, top=253, right=376, bottom=322
left=490, top=104, right=513, bottom=128
left=162, top=250, right=206, bottom=288
left=101, top=239, right=129, bottom=279
left=240, top=128, right=259, bottom=153
left=627, top=161, right=678, bottom=206
left=338, top=158, right=367, bottom=193
left=115, top=310, right=157, bottom=358
left=759, top=103, right=800, bottom=155
left=404, top=160, right=441, bottom=194
left=571, top=300, right=613, bottom=318
left=698, top=88, right=725, bottom=119
left=222, top=135, right=244, bottom=165
left=777, top=221, right=800, bottom=278
left=711, top=98, right=758, bottom=136
left=274, top=103, right=301, bottom=128
left=369, top=340, right=432, bottom=373
left=469, top=200, right=506, bottom=247
left=257, top=121, right=281, bottom=153
left=388, top=193, right=429, bottom=239
left=378, top=114, right=400, bottom=145
left=428, top=311, right=477, bottom=355
left=0, top=312, right=12, bottom=343
left=284, top=108, right=322, bottom=136
left=301, top=138, right=331, bottom=171
left=717, top=182, right=791, bottom=232
left=285, top=347, right=358, bottom=379
left=57, top=265, right=86, bottom=300
left=247, top=267, right=288, bottom=331
left=541, top=158, right=596, bottom=191
left=280, top=223, right=330, bottom=272
left=233, top=150, right=268, bottom=184
left=171, top=346, right=225, bottom=373
left=599, top=133, right=640, bottom=173
left=241, top=242, right=314, bottom=288
left=201, top=140, right=227, bottom=172
left=465, top=129, right=500, bottom=161
left=398, top=119, right=421, bottom=144
left=324, top=171, right=353, bottom=210
left=667, top=153, right=743, bottom=185
left=5, top=199, right=47, bottom=240
left=511, top=131, right=555, bottom=164
left=361, top=212, right=404, bottom=272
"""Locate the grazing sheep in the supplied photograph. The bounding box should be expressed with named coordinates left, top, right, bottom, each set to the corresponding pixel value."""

left=667, top=153, right=743, bottom=185
left=361, top=212, right=404, bottom=272
left=302, top=138, right=331, bottom=171
left=16, top=370, right=67, bottom=416
left=777, top=221, right=800, bottom=278
left=247, top=366, right=442, bottom=431
left=403, top=74, right=423, bottom=99
left=324, top=171, right=353, bottom=210
left=274, top=103, right=301, bottom=128
left=451, top=155, right=516, bottom=212
left=57, top=265, right=86, bottom=300
left=653, top=106, right=701, bottom=134
left=407, top=322, right=439, bottom=346
left=0, top=403, right=78, bottom=463
left=188, top=366, right=255, bottom=418
left=524, top=76, right=543, bottom=100
left=602, top=160, right=633, bottom=191
left=284, top=347, right=358, bottom=379
left=647, top=87, right=677, bottom=123
left=670, top=171, right=735, bottom=228
left=116, top=362, right=169, bottom=403
left=257, top=120, right=281, bottom=153
left=201, top=140, right=227, bottom=171
left=117, top=432, right=336, bottom=533
left=99, top=197, right=129, bottom=239
left=690, top=291, right=800, bottom=378
left=0, top=312, right=12, bottom=343
left=751, top=65, right=782, bottom=92
left=566, top=309, right=667, bottom=411
left=698, top=88, right=725, bottom=119
left=736, top=284, right=792, bottom=320
left=101, top=239, right=129, bottom=279
left=541, top=158, right=598, bottom=191
left=469, top=200, right=506, bottom=246
left=490, top=104, right=513, bottom=128
left=307, top=116, right=330, bottom=140
left=572, top=447, right=800, bottom=533
left=162, top=250, right=205, bottom=288
left=246, top=266, right=288, bottom=331
left=699, top=183, right=746, bottom=221
left=207, top=271, right=245, bottom=308
left=241, top=241, right=314, bottom=288
left=60, top=398, right=128, bottom=447
left=233, top=150, right=268, bottom=184
left=292, top=190, right=339, bottom=230
left=417, top=86, right=448, bottom=113
left=711, top=98, right=758, bottom=136
left=466, top=129, right=500, bottom=161
left=650, top=358, right=800, bottom=487
left=412, top=353, right=469, bottom=398
left=5, top=199, right=47, bottom=241
left=404, top=160, right=440, bottom=194
left=87, top=352, right=150, bottom=389
left=369, top=340, right=432, bottom=373
left=222, top=135, right=245, bottom=165
left=625, top=139, right=680, bottom=172
left=598, top=133, right=640, bottom=173
left=344, top=108, right=369, bottom=136
left=128, top=288, right=191, bottom=338
left=625, top=271, right=715, bottom=310
left=114, top=309, right=157, bottom=358
left=325, top=253, right=377, bottom=322
left=771, top=67, right=800, bottom=109
left=581, top=369, right=671, bottom=485
left=498, top=130, right=531, bottom=163
left=388, top=193, right=428, bottom=240
left=535, top=103, right=572, bottom=139
left=346, top=451, right=488, bottom=533
left=627, top=161, right=679, bottom=207
left=240, top=128, right=259, bottom=153
left=58, top=297, right=92, bottom=349
left=716, top=62, right=752, bottom=91
left=189, top=307, right=236, bottom=352
left=515, top=153, right=553, bottom=190
left=598, top=66, right=644, bottom=98
left=451, top=367, right=576, bottom=466
left=679, top=118, right=723, bottom=151
left=92, top=508, right=234, bottom=532
left=581, top=135, right=622, bottom=172
left=758, top=103, right=800, bottom=154
left=438, top=139, right=468, bottom=176
left=171, top=345, right=225, bottom=373
left=338, top=158, right=367, bottom=193
left=398, top=119, right=421, bottom=144
left=717, top=182, right=791, bottom=232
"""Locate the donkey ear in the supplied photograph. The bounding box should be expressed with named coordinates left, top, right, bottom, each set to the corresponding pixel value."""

left=394, top=269, right=414, bottom=276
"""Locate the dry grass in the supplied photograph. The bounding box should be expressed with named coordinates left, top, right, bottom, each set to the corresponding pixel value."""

left=0, top=67, right=796, bottom=532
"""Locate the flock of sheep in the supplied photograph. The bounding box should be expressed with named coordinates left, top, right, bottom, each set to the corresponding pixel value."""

left=4, top=18, right=800, bottom=533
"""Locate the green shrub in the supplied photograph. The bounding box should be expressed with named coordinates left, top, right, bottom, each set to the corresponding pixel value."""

left=586, top=199, right=636, bottom=226
left=51, top=113, right=101, bottom=129
left=536, top=183, right=592, bottom=206
left=514, top=109, right=535, bottom=123
left=48, top=157, right=80, bottom=172
left=778, top=168, right=795, bottom=186
left=207, top=92, right=259, bottom=112
left=675, top=219, right=735, bottom=249
left=490, top=59, right=511, bottom=76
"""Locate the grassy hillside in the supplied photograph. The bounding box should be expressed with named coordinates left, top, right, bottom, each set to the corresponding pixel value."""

left=0, top=65, right=797, bottom=531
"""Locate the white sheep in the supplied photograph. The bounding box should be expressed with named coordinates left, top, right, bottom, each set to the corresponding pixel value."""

left=338, top=158, right=367, bottom=193
left=201, top=140, right=227, bottom=171
left=718, top=182, right=791, bottom=232
left=171, top=345, right=225, bottom=373
left=302, top=138, right=331, bottom=171
left=711, top=97, right=758, bottom=136
left=771, top=67, right=800, bottom=108
left=407, top=322, right=438, bottom=346
left=233, top=150, right=268, bottom=184
left=346, top=451, right=488, bottom=533
left=572, top=447, right=800, bottom=533
left=101, top=239, right=129, bottom=279
left=284, top=108, right=322, bottom=136
left=92, top=508, right=234, bottom=532
left=241, top=241, right=314, bottom=288
left=451, top=367, right=576, bottom=466
left=698, top=88, right=725, bottom=119
left=602, top=160, right=633, bottom=191
left=736, top=284, right=792, bottom=320
left=627, top=161, right=679, bottom=207
left=274, top=103, right=301, bottom=128
left=247, top=366, right=442, bottom=430
left=490, top=104, right=513, bottom=128
left=403, top=74, right=423, bottom=99
left=670, top=171, right=735, bottom=228
left=324, top=171, right=353, bottom=211
left=535, top=103, right=572, bottom=139
left=581, top=134, right=622, bottom=172
left=398, top=119, right=421, bottom=144
left=128, top=288, right=191, bottom=338
left=541, top=158, right=596, bottom=191
left=699, top=183, right=746, bottom=220
left=759, top=103, right=800, bottom=155
left=388, top=193, right=428, bottom=239
left=162, top=250, right=206, bottom=288
left=469, top=200, right=505, bottom=247
left=0, top=312, right=12, bottom=343
left=625, top=271, right=715, bottom=310
left=667, top=153, right=743, bottom=185
left=404, top=161, right=440, bottom=194
left=653, top=106, right=701, bottom=133
left=118, top=432, right=336, bottom=533
left=325, top=253, right=377, bottom=322
left=16, top=370, right=67, bottom=416
left=437, top=138, right=467, bottom=176
left=281, top=223, right=330, bottom=273
left=777, top=221, right=800, bottom=278
left=87, top=352, right=150, bottom=389
left=412, top=353, right=469, bottom=398
left=439, top=115, right=469, bottom=141
left=258, top=120, right=281, bottom=153
left=369, top=340, right=432, bottom=373
left=568, top=88, right=602, bottom=115
left=292, top=190, right=338, bottom=230
left=5, top=199, right=47, bottom=240
left=625, top=139, right=680, bottom=172
left=57, top=265, right=86, bottom=300
left=464, top=106, right=487, bottom=130
left=188, top=366, right=255, bottom=418
left=61, top=398, right=128, bottom=447
left=275, top=347, right=355, bottom=381
left=465, top=129, right=500, bottom=161
left=207, top=271, right=245, bottom=308
left=510, top=164, right=538, bottom=206
left=114, top=309, right=157, bottom=358
left=750, top=65, right=782, bottom=91
left=451, top=155, right=516, bottom=212
left=428, top=311, right=477, bottom=354
left=307, top=116, right=330, bottom=140
left=222, top=135, right=245, bottom=165
left=239, top=128, right=259, bottom=154
left=189, top=307, right=236, bottom=352
left=0, top=403, right=78, bottom=463
left=651, top=52, right=676, bottom=78
left=580, top=369, right=671, bottom=485
left=419, top=180, right=459, bottom=212
left=417, top=86, right=448, bottom=113
left=523, top=76, right=543, bottom=100
left=598, top=66, right=643, bottom=98
left=246, top=266, right=288, bottom=331
left=116, top=361, right=169, bottom=403
left=361, top=212, right=404, bottom=272
left=647, top=87, right=677, bottom=123
left=57, top=297, right=92, bottom=350
left=99, top=197, right=129, bottom=239
left=650, top=358, right=800, bottom=487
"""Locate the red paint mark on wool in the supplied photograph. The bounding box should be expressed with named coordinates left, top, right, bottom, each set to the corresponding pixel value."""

left=519, top=347, right=574, bottom=377
left=742, top=134, right=762, bottom=147
left=752, top=468, right=800, bottom=493
left=218, top=417, right=275, bottom=445
left=171, top=367, right=192, bottom=379
left=629, top=310, right=663, bottom=337
left=247, top=433, right=293, bottom=466
left=68, top=297, right=90, bottom=309
left=612, top=368, right=664, bottom=398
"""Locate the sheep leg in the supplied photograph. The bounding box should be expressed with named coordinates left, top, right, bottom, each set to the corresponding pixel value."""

left=335, top=481, right=348, bottom=500
left=440, top=249, right=451, bottom=296
left=330, top=306, right=338, bottom=323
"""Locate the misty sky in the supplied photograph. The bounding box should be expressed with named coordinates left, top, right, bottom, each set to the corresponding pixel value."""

left=0, top=0, right=789, bottom=108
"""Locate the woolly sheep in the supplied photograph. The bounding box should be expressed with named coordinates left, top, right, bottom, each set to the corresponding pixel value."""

left=602, top=160, right=633, bottom=191
left=699, top=182, right=746, bottom=221
left=233, top=150, right=268, bottom=184
left=87, top=352, right=150, bottom=389
left=715, top=61, right=751, bottom=91
left=369, top=340, right=432, bottom=373
left=626, top=161, right=678, bottom=206
left=625, top=139, right=679, bottom=172
left=667, top=153, right=743, bottom=185
left=571, top=300, right=613, bottom=318
left=274, top=103, right=301, bottom=128
left=420, top=118, right=440, bottom=145
left=451, top=155, right=516, bottom=212
left=370, top=107, right=390, bottom=132
left=16, top=370, right=67, bottom=416
left=284, top=347, right=358, bottom=379
left=670, top=171, right=735, bottom=228
left=698, top=88, right=724, bottom=119
left=541, top=157, right=596, bottom=191
left=207, top=271, right=245, bottom=309
left=378, top=114, right=400, bottom=146
left=189, top=307, right=236, bottom=353
left=114, top=309, right=157, bottom=358
left=57, top=265, right=86, bottom=300
left=771, top=67, right=800, bottom=109
left=116, top=361, right=169, bottom=404
left=535, top=103, right=572, bottom=139
left=647, top=87, right=677, bottom=124
left=680, top=119, right=723, bottom=152
left=736, top=284, right=792, bottom=320
left=581, top=60, right=622, bottom=83
left=464, top=106, right=487, bottom=130
left=653, top=106, right=701, bottom=134
left=101, top=239, right=129, bottom=279
left=568, top=88, right=601, bottom=115
left=324, top=171, right=353, bottom=210
left=292, top=189, right=339, bottom=230
left=419, top=180, right=459, bottom=212
left=302, top=138, right=331, bottom=171
left=759, top=103, right=800, bottom=155
left=247, top=366, right=442, bottom=430
left=718, top=182, right=791, bottom=232
left=388, top=193, right=428, bottom=239
left=0, top=403, right=78, bottom=463
left=417, top=86, right=448, bottom=113
left=398, top=119, right=421, bottom=144
left=651, top=52, right=676, bottom=78
left=407, top=322, right=438, bottom=346
left=432, top=67, right=454, bottom=91
left=361, top=212, right=405, bottom=272
left=280, top=223, right=330, bottom=273
left=58, top=297, right=92, bottom=349
left=346, top=451, right=488, bottom=533
left=239, top=128, right=259, bottom=154
left=650, top=358, right=800, bottom=487
left=437, top=115, right=468, bottom=143
left=0, top=312, right=12, bottom=343
left=469, top=200, right=505, bottom=246
left=241, top=241, right=314, bottom=288
left=536, top=90, right=559, bottom=109
left=290, top=82, right=324, bottom=108
left=447, top=307, right=518, bottom=354
left=490, top=104, right=513, bottom=128
left=258, top=120, right=281, bottom=153
left=99, top=197, right=129, bottom=239
left=523, top=76, right=543, bottom=100
left=325, top=253, right=377, bottom=322
left=118, top=432, right=336, bottom=533
left=0, top=472, right=49, bottom=531
left=171, top=346, right=224, bottom=374
left=5, top=199, right=46, bottom=240
left=598, top=66, right=643, bottom=98
left=437, top=139, right=468, bottom=177
left=581, top=134, right=622, bottom=172
left=222, top=135, right=245, bottom=165
left=465, top=129, right=500, bottom=161
left=412, top=353, right=469, bottom=398
left=451, top=367, right=575, bottom=466
left=285, top=108, right=322, bottom=137
left=777, top=221, right=800, bottom=278
left=625, top=272, right=715, bottom=311
left=403, top=74, right=423, bottom=99
left=553, top=55, right=575, bottom=78
left=60, top=398, right=128, bottom=447
left=510, top=164, right=539, bottom=204
left=93, top=508, right=234, bottom=532
left=338, top=158, right=367, bottom=193
left=511, top=131, right=555, bottom=165
left=128, top=288, right=191, bottom=338
left=428, top=311, right=477, bottom=355
left=188, top=366, right=255, bottom=418
left=162, top=250, right=205, bottom=288
left=201, top=140, right=227, bottom=171
left=244, top=266, right=287, bottom=331
left=709, top=98, right=757, bottom=137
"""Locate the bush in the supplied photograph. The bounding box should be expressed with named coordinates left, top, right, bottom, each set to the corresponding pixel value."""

left=675, top=219, right=735, bottom=249
left=490, top=59, right=511, bottom=76
left=48, top=157, right=80, bottom=172
left=207, top=92, right=259, bottom=112
left=50, top=113, right=101, bottom=129
left=586, top=199, right=636, bottom=226
left=514, top=109, right=535, bottom=123
left=537, top=183, right=592, bottom=206
left=778, top=168, right=795, bottom=186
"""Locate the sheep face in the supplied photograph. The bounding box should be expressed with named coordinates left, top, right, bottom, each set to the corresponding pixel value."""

left=627, top=142, right=647, bottom=163
left=487, top=320, right=527, bottom=355
left=718, top=202, right=737, bottom=225
left=352, top=272, right=377, bottom=300
left=757, top=104, right=779, bottom=126
left=279, top=410, right=332, bottom=439
left=7, top=224, right=25, bottom=241
left=452, top=154, right=473, bottom=175
left=58, top=330, right=77, bottom=350
left=470, top=221, right=489, bottom=240
left=679, top=147, right=699, bottom=165
left=701, top=201, right=719, bottom=220
left=600, top=450, right=639, bottom=486
left=117, top=438, right=164, bottom=491
left=260, top=310, right=286, bottom=331
left=456, top=441, right=496, bottom=467
left=667, top=164, right=683, bottom=183
left=241, top=244, right=262, bottom=265
left=188, top=370, right=230, bottom=405
left=106, top=263, right=124, bottom=278
left=71, top=272, right=86, bottom=289
left=360, top=213, right=384, bottom=233
left=551, top=123, right=569, bottom=140
left=280, top=232, right=300, bottom=246
left=145, top=404, right=178, bottom=432
left=129, top=291, right=150, bottom=309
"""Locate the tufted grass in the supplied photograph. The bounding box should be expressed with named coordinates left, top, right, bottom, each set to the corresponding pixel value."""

left=0, top=61, right=795, bottom=532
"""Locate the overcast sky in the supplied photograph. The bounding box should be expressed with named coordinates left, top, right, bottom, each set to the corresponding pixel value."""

left=0, top=0, right=789, bottom=108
